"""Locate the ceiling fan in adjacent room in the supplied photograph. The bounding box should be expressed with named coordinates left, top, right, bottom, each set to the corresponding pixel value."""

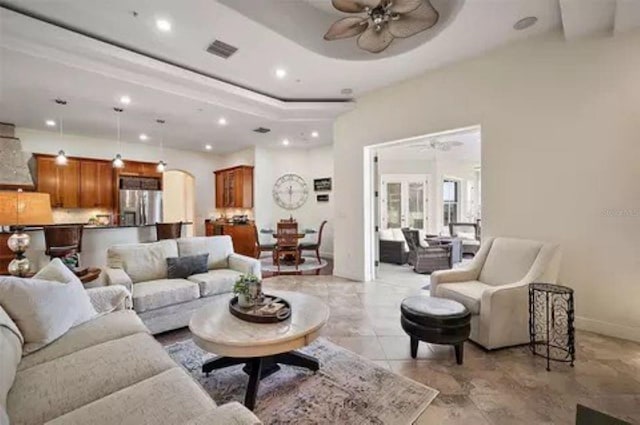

left=324, top=0, right=440, bottom=53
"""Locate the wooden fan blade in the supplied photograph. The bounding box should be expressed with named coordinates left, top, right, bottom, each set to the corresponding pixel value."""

left=357, top=26, right=394, bottom=53
left=324, top=17, right=368, bottom=40
left=388, top=0, right=439, bottom=38
left=388, top=0, right=422, bottom=14
left=332, top=0, right=381, bottom=13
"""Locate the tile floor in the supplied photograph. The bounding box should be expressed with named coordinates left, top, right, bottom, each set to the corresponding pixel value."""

left=157, top=273, right=640, bottom=424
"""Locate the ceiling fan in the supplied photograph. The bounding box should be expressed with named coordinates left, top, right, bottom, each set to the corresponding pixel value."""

left=408, top=140, right=463, bottom=152
left=324, top=0, right=439, bottom=54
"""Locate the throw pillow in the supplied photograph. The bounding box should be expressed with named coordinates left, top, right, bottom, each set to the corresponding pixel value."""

left=0, top=275, right=98, bottom=354
left=167, top=254, right=209, bottom=279
left=34, top=258, right=97, bottom=326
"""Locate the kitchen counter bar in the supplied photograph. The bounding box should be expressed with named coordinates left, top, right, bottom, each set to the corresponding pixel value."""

left=4, top=223, right=191, bottom=284
left=1, top=222, right=193, bottom=233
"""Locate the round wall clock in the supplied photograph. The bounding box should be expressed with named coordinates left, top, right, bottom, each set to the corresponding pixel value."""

left=272, top=173, right=309, bottom=210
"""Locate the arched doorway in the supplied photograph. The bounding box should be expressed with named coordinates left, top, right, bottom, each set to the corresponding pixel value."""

left=163, top=170, right=196, bottom=237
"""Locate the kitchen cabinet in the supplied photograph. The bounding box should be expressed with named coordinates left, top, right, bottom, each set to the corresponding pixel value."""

left=214, top=165, right=253, bottom=208
left=118, top=161, right=162, bottom=179
left=36, top=155, right=80, bottom=208
left=80, top=160, right=113, bottom=208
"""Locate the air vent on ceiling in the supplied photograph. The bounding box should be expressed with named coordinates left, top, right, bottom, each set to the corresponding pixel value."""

left=206, top=40, right=238, bottom=59
left=253, top=127, right=271, bottom=134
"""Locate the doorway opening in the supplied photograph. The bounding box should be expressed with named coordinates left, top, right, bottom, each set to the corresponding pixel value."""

left=364, top=125, right=481, bottom=285
left=162, top=170, right=196, bottom=237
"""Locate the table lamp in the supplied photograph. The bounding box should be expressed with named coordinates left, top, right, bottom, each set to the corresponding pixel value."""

left=0, top=190, right=53, bottom=276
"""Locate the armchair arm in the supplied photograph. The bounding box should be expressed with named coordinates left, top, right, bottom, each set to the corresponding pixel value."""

left=185, top=402, right=262, bottom=425
left=104, top=267, right=133, bottom=292
left=86, top=285, right=132, bottom=314
left=229, top=253, right=262, bottom=279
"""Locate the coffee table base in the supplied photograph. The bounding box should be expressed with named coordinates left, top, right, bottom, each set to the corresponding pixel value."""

left=202, top=350, right=319, bottom=410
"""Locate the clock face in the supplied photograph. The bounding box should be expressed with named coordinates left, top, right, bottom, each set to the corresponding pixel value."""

left=272, top=173, right=309, bottom=210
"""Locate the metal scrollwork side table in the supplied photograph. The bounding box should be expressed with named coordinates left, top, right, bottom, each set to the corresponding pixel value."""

left=528, top=283, right=575, bottom=371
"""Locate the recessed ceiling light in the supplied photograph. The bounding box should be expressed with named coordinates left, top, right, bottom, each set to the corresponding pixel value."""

left=156, top=18, right=172, bottom=32
left=120, top=95, right=131, bottom=105
left=139, top=133, right=148, bottom=141
left=205, top=144, right=213, bottom=150
left=45, top=120, right=56, bottom=127
left=275, top=68, right=287, bottom=79
left=218, top=117, right=227, bottom=126
left=282, top=139, right=290, bottom=146
left=514, top=16, right=538, bottom=31
left=311, top=131, right=319, bottom=138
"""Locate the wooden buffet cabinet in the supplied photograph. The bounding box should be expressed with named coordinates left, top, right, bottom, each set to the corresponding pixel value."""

left=205, top=220, right=257, bottom=258
left=214, top=165, right=253, bottom=209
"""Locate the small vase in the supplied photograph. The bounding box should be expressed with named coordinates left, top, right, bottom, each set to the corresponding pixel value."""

left=237, top=293, right=253, bottom=308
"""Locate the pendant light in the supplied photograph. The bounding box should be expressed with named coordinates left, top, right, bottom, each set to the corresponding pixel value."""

left=112, top=107, right=125, bottom=169
left=54, top=99, right=68, bottom=166
left=156, top=119, right=167, bottom=173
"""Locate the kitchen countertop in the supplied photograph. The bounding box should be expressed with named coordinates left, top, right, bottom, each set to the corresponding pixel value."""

left=1, top=222, right=193, bottom=233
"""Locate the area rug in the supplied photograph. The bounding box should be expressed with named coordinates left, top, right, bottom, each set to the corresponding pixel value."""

left=260, top=256, right=328, bottom=274
left=165, top=337, right=438, bottom=425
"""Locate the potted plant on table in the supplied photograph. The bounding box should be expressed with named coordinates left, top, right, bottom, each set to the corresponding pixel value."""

left=234, top=273, right=262, bottom=308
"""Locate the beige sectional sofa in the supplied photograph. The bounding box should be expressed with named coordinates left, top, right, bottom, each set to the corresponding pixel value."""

left=105, top=236, right=261, bottom=334
left=1, top=286, right=261, bottom=425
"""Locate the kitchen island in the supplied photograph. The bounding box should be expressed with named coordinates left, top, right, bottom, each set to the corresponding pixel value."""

left=0, top=223, right=191, bottom=283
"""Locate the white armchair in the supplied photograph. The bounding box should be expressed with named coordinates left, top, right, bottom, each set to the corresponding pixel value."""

left=430, top=237, right=561, bottom=349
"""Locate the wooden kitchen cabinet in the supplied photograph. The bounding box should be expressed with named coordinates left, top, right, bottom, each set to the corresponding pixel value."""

left=214, top=165, right=253, bottom=208
left=80, top=160, right=113, bottom=208
left=36, top=155, right=80, bottom=208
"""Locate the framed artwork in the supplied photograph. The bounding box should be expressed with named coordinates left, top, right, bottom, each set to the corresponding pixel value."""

left=314, top=178, right=332, bottom=192
left=317, top=194, right=329, bottom=202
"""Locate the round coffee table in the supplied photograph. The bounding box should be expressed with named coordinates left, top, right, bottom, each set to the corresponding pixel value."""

left=189, top=290, right=330, bottom=410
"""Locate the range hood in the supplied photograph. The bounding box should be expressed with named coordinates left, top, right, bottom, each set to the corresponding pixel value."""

left=0, top=123, right=35, bottom=189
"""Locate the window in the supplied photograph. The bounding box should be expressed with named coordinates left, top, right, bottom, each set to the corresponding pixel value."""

left=443, top=179, right=459, bottom=228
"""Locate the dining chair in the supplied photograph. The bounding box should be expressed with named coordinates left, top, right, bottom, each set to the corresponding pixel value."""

left=156, top=222, right=182, bottom=240
left=274, top=221, right=300, bottom=272
left=298, top=220, right=327, bottom=264
left=254, top=224, right=275, bottom=259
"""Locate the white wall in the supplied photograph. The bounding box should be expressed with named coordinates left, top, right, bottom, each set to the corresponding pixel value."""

left=334, top=31, right=640, bottom=341
left=252, top=145, right=334, bottom=257
left=17, top=128, right=219, bottom=235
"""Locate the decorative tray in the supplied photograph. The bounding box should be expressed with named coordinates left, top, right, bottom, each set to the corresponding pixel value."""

left=229, top=294, right=291, bottom=323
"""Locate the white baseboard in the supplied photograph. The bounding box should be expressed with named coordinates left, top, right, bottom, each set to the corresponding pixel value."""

left=575, top=316, right=640, bottom=342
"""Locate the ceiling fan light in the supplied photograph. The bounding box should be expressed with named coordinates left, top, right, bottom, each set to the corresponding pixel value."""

left=55, top=150, right=68, bottom=166
left=112, top=154, right=124, bottom=169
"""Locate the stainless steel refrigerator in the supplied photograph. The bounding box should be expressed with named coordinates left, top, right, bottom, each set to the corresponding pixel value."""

left=119, top=189, right=163, bottom=226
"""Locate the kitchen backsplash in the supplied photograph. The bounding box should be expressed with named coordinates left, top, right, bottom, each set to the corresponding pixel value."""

left=52, top=208, right=113, bottom=225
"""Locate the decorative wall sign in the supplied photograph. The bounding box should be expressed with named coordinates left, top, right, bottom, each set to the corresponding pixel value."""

left=273, top=173, right=309, bottom=210
left=317, top=194, right=329, bottom=202
left=314, top=178, right=332, bottom=192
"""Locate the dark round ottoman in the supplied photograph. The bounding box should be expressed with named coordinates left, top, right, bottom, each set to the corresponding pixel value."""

left=400, top=296, right=471, bottom=364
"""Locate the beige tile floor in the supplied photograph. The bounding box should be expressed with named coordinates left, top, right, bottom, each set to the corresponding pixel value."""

left=157, top=274, right=640, bottom=424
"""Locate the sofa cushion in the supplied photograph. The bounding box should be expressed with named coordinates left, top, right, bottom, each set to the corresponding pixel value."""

left=45, top=368, right=216, bottom=425
left=132, top=279, right=200, bottom=313
left=107, top=240, right=178, bottom=283
left=167, top=253, right=209, bottom=279
left=434, top=281, right=491, bottom=315
left=185, top=402, right=262, bottom=425
left=0, top=306, right=22, bottom=418
left=187, top=269, right=242, bottom=297
left=391, top=228, right=410, bottom=252
left=0, top=275, right=97, bottom=354
left=8, top=332, right=175, bottom=425
left=479, top=238, right=542, bottom=286
left=19, top=310, right=147, bottom=371
left=379, top=228, right=394, bottom=241
left=177, top=236, right=234, bottom=270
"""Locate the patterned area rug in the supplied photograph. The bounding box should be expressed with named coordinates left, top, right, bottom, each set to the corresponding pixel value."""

left=166, top=338, right=438, bottom=425
left=260, top=256, right=328, bottom=274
